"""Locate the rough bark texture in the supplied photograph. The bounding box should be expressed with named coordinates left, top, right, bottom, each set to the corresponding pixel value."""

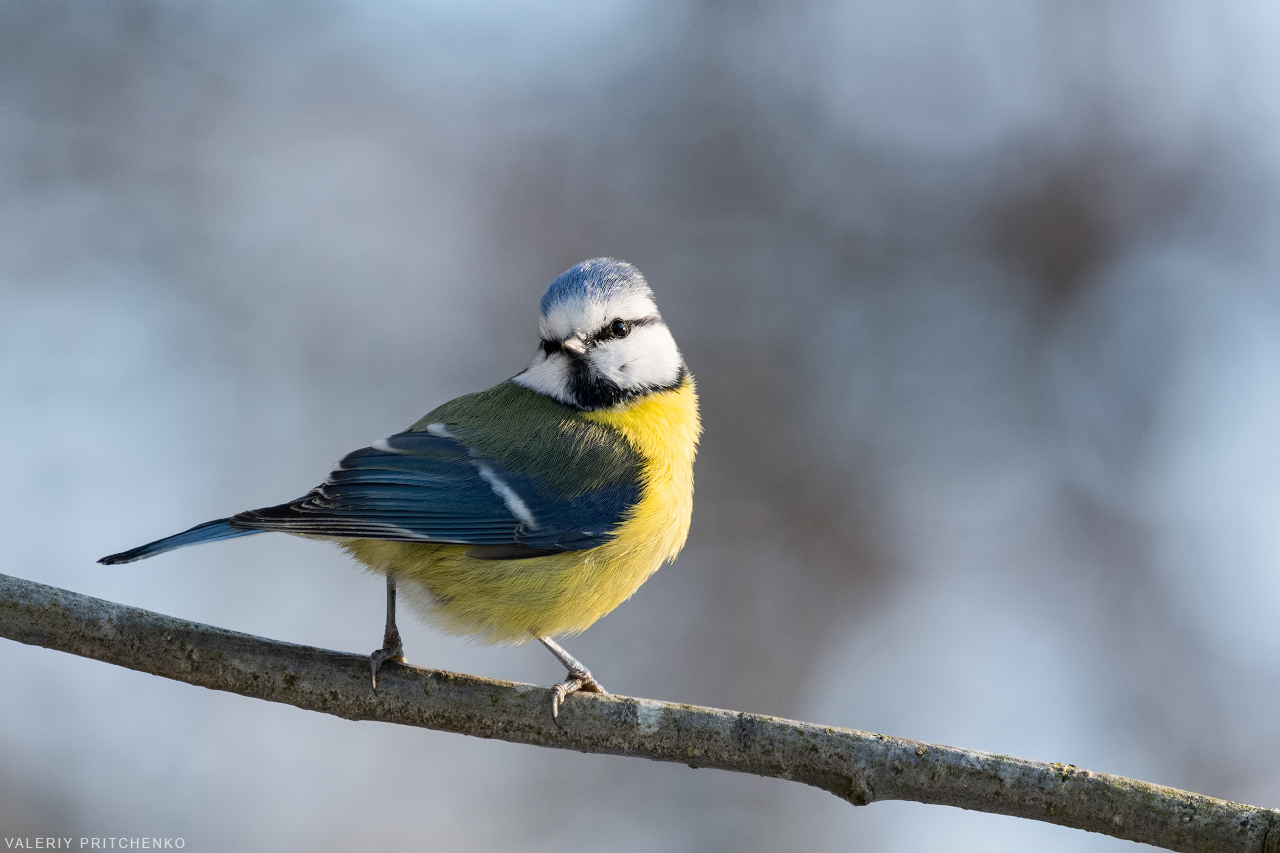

left=1, top=571, right=1275, bottom=852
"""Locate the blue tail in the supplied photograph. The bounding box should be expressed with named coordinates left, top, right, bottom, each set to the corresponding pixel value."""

left=98, top=518, right=264, bottom=564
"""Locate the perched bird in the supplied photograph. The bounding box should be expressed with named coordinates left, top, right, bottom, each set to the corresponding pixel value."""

left=100, top=258, right=700, bottom=721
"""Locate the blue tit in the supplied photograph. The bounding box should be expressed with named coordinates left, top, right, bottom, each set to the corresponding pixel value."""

left=100, top=258, right=700, bottom=720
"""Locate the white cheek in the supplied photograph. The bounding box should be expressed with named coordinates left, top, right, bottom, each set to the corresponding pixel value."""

left=512, top=352, right=575, bottom=404
left=591, top=325, right=682, bottom=389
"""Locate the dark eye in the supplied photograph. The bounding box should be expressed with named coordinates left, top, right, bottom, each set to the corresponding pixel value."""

left=609, top=319, right=630, bottom=338
left=541, top=339, right=560, bottom=356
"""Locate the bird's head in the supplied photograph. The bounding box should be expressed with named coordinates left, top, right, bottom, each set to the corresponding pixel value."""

left=513, top=258, right=686, bottom=410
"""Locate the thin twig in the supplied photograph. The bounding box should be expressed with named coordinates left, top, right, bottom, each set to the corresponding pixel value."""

left=0, top=571, right=1274, bottom=853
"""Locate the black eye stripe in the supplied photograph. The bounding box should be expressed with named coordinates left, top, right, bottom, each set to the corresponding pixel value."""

left=593, top=315, right=659, bottom=342
left=539, top=316, right=661, bottom=352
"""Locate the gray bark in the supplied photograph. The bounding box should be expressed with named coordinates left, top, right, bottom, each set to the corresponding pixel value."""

left=1, top=571, right=1275, bottom=852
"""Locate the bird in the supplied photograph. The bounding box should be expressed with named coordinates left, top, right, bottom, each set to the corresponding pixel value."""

left=99, top=258, right=700, bottom=724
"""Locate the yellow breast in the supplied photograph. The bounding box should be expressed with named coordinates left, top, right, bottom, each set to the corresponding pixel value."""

left=343, top=377, right=701, bottom=644
left=584, top=375, right=701, bottom=566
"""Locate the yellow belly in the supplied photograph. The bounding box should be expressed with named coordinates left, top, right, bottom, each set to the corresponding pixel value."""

left=341, top=378, right=700, bottom=644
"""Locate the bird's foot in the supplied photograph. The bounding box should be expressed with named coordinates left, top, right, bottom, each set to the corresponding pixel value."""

left=372, top=573, right=406, bottom=691
left=550, top=666, right=608, bottom=731
left=370, top=642, right=405, bottom=691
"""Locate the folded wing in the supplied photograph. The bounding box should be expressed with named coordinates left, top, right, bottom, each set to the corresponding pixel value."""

left=230, top=429, right=639, bottom=552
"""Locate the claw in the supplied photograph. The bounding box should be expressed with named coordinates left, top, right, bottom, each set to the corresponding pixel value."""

left=549, top=665, right=607, bottom=731
left=536, top=637, right=609, bottom=728
left=369, top=643, right=405, bottom=691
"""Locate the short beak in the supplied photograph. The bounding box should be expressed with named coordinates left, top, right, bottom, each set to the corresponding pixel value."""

left=561, top=335, right=588, bottom=356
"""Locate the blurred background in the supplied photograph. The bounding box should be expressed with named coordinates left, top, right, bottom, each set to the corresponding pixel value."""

left=3, top=1, right=1280, bottom=850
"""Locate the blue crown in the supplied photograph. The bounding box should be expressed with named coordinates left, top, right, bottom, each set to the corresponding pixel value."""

left=540, top=258, right=653, bottom=316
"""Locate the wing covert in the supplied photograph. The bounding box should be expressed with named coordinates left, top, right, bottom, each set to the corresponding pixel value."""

left=230, top=428, right=639, bottom=552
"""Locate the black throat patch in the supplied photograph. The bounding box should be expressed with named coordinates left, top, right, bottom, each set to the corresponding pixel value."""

left=565, top=357, right=687, bottom=411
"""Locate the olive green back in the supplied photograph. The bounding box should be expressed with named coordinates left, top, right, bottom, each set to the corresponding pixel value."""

left=410, top=381, right=640, bottom=498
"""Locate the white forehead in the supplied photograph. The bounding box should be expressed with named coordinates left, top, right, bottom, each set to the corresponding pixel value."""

left=539, top=290, right=660, bottom=339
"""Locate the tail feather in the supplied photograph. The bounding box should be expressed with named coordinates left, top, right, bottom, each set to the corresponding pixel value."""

left=98, top=518, right=263, bottom=565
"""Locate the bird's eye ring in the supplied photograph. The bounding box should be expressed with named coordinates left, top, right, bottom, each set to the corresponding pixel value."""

left=609, top=319, right=630, bottom=338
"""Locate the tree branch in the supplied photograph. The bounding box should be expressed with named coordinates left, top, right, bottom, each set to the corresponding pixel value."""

left=0, top=571, right=1273, bottom=852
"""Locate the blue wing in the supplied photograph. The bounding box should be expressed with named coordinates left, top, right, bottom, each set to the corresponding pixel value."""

left=229, top=429, right=639, bottom=552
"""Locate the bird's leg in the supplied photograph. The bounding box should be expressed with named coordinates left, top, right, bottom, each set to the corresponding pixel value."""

left=538, top=636, right=607, bottom=729
left=370, top=572, right=406, bottom=690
